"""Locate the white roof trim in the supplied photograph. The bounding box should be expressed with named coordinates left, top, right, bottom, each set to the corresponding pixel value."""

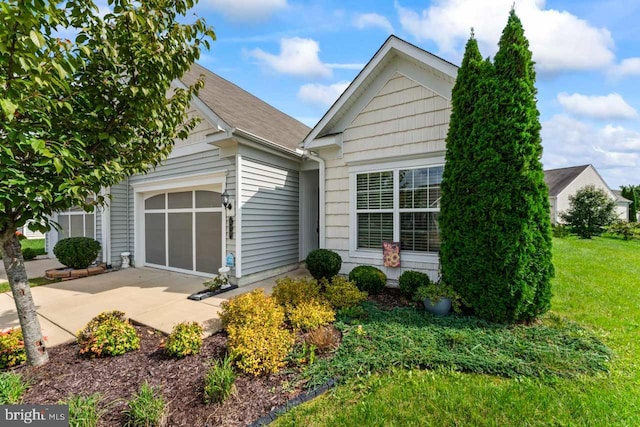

left=172, top=78, right=233, bottom=133
left=303, top=36, right=457, bottom=148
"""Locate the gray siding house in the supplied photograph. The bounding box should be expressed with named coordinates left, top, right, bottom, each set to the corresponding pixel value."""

left=47, top=64, right=314, bottom=286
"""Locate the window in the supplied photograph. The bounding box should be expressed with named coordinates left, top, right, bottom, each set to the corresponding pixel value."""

left=57, top=201, right=95, bottom=239
left=355, top=165, right=443, bottom=254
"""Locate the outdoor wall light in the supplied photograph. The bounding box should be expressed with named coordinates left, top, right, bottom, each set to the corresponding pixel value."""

left=221, top=190, right=232, bottom=210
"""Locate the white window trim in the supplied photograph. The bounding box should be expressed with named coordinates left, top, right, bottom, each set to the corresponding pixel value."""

left=132, top=172, right=227, bottom=275
left=349, top=157, right=444, bottom=263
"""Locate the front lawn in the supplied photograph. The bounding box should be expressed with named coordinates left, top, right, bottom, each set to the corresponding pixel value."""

left=275, top=237, right=640, bottom=426
left=20, top=238, right=46, bottom=256
left=0, top=277, right=59, bottom=293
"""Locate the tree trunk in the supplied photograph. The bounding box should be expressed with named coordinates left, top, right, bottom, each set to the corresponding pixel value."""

left=1, top=232, right=49, bottom=366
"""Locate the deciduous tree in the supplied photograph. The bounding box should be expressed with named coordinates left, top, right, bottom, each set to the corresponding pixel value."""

left=561, top=185, right=617, bottom=238
left=0, top=0, right=214, bottom=366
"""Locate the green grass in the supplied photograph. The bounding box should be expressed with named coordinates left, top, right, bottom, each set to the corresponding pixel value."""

left=123, top=382, right=166, bottom=427
left=20, top=238, right=45, bottom=256
left=0, top=372, right=28, bottom=404
left=276, top=237, right=640, bottom=426
left=0, top=277, right=60, bottom=293
left=64, top=393, right=105, bottom=427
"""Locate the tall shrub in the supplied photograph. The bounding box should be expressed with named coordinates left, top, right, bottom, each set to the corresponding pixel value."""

left=620, top=185, right=639, bottom=221
left=441, top=10, right=554, bottom=323
left=439, top=33, right=484, bottom=304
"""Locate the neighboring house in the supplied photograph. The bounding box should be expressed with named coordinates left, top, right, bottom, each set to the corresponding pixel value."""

left=47, top=63, right=312, bottom=286
left=18, top=221, right=45, bottom=239
left=302, top=36, right=457, bottom=282
left=544, top=164, right=629, bottom=224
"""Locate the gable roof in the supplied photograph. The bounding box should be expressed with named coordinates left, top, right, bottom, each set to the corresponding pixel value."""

left=303, top=35, right=458, bottom=147
left=180, top=63, right=310, bottom=151
left=544, top=165, right=590, bottom=196
left=612, top=190, right=632, bottom=204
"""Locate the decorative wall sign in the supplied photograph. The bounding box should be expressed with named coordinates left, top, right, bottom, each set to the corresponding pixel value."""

left=383, top=241, right=400, bottom=268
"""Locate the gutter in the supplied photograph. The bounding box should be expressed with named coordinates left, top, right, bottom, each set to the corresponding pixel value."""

left=233, top=128, right=303, bottom=158
left=303, top=151, right=325, bottom=249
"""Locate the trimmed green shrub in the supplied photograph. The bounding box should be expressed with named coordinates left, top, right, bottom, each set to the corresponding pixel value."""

left=203, top=356, right=236, bottom=404
left=53, top=237, right=101, bottom=269
left=272, top=277, right=322, bottom=308
left=123, top=382, right=166, bottom=427
left=77, top=311, right=140, bottom=358
left=0, top=372, right=28, bottom=404
left=220, top=289, right=294, bottom=375
left=64, top=393, right=104, bottom=427
left=348, top=266, right=386, bottom=294
left=398, top=270, right=430, bottom=298
left=552, top=224, right=571, bottom=238
left=163, top=322, right=203, bottom=358
left=0, top=328, right=26, bottom=369
left=305, top=249, right=342, bottom=281
left=322, top=276, right=367, bottom=309
left=21, top=247, right=37, bottom=261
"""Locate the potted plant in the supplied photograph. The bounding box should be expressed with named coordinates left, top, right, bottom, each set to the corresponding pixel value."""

left=413, top=281, right=459, bottom=316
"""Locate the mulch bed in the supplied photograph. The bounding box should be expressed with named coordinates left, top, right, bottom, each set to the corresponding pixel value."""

left=19, top=327, right=307, bottom=427
left=15, top=288, right=405, bottom=426
left=368, top=287, right=416, bottom=309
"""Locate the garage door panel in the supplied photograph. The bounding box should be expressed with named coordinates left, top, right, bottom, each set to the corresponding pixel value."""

left=196, top=212, right=221, bottom=274
left=168, top=212, right=193, bottom=271
left=145, top=213, right=166, bottom=266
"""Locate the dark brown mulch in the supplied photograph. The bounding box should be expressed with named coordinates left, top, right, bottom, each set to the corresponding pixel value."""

left=19, top=327, right=305, bottom=427
left=368, top=287, right=416, bottom=309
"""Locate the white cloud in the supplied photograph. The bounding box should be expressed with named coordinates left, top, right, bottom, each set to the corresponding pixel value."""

left=353, top=13, right=394, bottom=33
left=542, top=114, right=640, bottom=188
left=557, top=93, right=638, bottom=120
left=326, top=63, right=365, bottom=70
left=298, top=81, right=350, bottom=107
left=205, top=0, right=287, bottom=23
left=248, top=37, right=332, bottom=78
left=395, top=0, right=615, bottom=73
left=610, top=57, right=640, bottom=78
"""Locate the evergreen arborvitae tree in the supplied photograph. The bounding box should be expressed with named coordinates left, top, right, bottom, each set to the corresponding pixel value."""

left=439, top=34, right=484, bottom=296
left=620, top=185, right=638, bottom=221
left=444, top=9, right=554, bottom=323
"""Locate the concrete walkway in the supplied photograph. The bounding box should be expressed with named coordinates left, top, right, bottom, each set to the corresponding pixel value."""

left=0, top=261, right=310, bottom=347
left=0, top=257, right=64, bottom=284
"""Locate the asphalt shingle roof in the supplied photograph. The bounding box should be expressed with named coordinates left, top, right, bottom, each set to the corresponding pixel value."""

left=180, top=63, right=310, bottom=151
left=544, top=165, right=590, bottom=197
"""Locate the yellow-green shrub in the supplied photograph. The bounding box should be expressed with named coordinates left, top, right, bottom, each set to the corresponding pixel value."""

left=77, top=311, right=140, bottom=358
left=0, top=329, right=26, bottom=369
left=164, top=322, right=203, bottom=358
left=287, top=300, right=335, bottom=331
left=220, top=289, right=294, bottom=375
left=220, top=288, right=282, bottom=329
left=272, top=277, right=321, bottom=308
left=323, top=276, right=368, bottom=309
left=227, top=323, right=293, bottom=376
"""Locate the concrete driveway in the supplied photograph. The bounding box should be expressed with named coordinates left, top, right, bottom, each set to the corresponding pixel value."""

left=0, top=261, right=307, bottom=347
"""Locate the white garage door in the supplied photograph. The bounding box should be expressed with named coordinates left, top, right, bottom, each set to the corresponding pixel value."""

left=143, top=190, right=223, bottom=275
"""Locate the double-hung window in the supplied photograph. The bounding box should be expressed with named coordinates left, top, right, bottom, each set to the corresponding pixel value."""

left=57, top=198, right=96, bottom=239
left=355, top=165, right=443, bottom=255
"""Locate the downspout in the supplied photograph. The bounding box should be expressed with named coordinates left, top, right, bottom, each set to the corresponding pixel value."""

left=304, top=151, right=326, bottom=249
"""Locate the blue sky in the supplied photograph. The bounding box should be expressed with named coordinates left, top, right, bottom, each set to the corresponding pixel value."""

left=122, top=1, right=640, bottom=189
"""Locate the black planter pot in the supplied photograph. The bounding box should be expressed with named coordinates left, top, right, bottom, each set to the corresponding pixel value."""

left=188, top=285, right=238, bottom=301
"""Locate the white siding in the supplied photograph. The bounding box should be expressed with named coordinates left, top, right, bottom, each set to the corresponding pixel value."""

left=554, top=166, right=625, bottom=223
left=320, top=72, right=452, bottom=282
left=240, top=154, right=300, bottom=277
